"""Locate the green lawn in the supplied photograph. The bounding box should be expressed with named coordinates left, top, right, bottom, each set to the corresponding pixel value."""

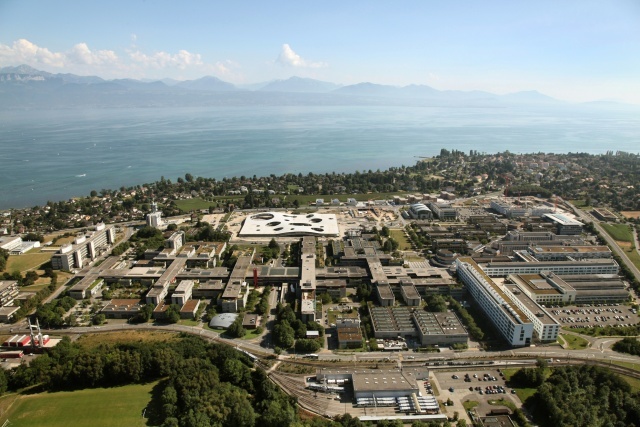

left=625, top=248, right=640, bottom=272
left=501, top=368, right=537, bottom=402
left=0, top=382, right=157, bottom=427
left=620, top=374, right=640, bottom=392
left=560, top=333, right=590, bottom=350
left=174, top=198, right=219, bottom=212
left=388, top=229, right=412, bottom=250
left=6, top=252, right=52, bottom=273
left=601, top=223, right=634, bottom=243
left=463, top=400, right=479, bottom=412
left=241, top=328, right=264, bottom=340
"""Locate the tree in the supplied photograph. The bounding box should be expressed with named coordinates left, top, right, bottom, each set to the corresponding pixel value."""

left=164, top=304, right=181, bottom=323
left=227, top=315, right=246, bottom=338
left=425, top=295, right=447, bottom=312
left=92, top=314, right=106, bottom=325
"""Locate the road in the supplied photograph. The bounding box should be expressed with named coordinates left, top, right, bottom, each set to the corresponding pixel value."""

left=567, top=201, right=640, bottom=284
left=13, top=321, right=636, bottom=370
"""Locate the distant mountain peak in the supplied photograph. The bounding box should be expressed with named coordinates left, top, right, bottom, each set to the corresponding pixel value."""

left=0, top=64, right=49, bottom=75
left=258, top=76, right=341, bottom=93
left=175, top=75, right=238, bottom=91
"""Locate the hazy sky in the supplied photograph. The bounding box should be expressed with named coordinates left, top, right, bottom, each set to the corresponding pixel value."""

left=1, top=0, right=639, bottom=103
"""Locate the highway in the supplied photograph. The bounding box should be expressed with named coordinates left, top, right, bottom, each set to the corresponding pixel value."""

left=567, top=201, right=640, bottom=285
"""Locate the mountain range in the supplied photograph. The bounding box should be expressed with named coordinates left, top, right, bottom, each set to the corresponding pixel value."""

left=0, top=64, right=620, bottom=109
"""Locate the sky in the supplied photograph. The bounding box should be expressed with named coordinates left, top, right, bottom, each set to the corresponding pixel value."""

left=1, top=0, right=639, bottom=103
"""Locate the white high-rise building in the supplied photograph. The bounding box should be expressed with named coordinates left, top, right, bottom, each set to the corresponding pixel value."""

left=147, top=201, right=163, bottom=228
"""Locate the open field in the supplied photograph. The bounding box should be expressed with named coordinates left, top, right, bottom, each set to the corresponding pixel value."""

left=75, top=331, right=179, bottom=348
left=601, top=223, right=634, bottom=243
left=620, top=374, right=640, bottom=392
left=621, top=211, right=640, bottom=219
left=0, top=382, right=157, bottom=427
left=388, top=229, right=412, bottom=250
left=5, top=252, right=52, bottom=273
left=174, top=198, right=223, bottom=212
left=560, top=333, right=589, bottom=350
left=570, top=199, right=593, bottom=209
left=501, top=368, right=537, bottom=402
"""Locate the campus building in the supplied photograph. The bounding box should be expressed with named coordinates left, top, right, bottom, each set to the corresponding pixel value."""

left=543, top=213, right=584, bottom=235
left=427, top=202, right=458, bottom=221
left=455, top=258, right=534, bottom=347
left=408, top=203, right=433, bottom=220
left=51, top=223, right=116, bottom=270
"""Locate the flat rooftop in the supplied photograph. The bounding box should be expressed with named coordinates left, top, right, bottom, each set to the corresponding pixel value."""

left=239, top=211, right=339, bottom=237
left=503, top=283, right=558, bottom=325
left=543, top=213, right=584, bottom=226
left=457, top=258, right=530, bottom=324
left=530, top=245, right=611, bottom=254
left=413, top=311, right=467, bottom=336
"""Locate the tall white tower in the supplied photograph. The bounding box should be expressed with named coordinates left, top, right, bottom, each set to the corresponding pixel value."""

left=146, top=201, right=163, bottom=228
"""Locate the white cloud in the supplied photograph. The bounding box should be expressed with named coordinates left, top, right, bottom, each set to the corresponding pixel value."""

left=0, top=38, right=65, bottom=67
left=68, top=43, right=118, bottom=65
left=0, top=38, right=238, bottom=81
left=128, top=49, right=203, bottom=69
left=276, top=44, right=326, bottom=68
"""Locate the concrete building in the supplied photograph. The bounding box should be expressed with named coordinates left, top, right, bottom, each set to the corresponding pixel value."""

left=299, top=236, right=317, bottom=322
left=506, top=272, right=629, bottom=305
left=543, top=213, right=584, bottom=235
left=171, top=279, right=194, bottom=306
left=501, top=282, right=560, bottom=342
left=375, top=283, right=395, bottom=306
left=490, top=200, right=528, bottom=218
left=336, top=322, right=363, bottom=349
left=101, top=299, right=143, bottom=319
left=408, top=203, right=433, bottom=220
left=427, top=202, right=458, bottom=221
left=412, top=311, right=468, bottom=347
left=455, top=258, right=534, bottom=347
left=0, top=280, right=19, bottom=307
left=477, top=258, right=619, bottom=277
left=146, top=202, right=163, bottom=228
left=400, top=283, right=422, bottom=306
left=316, top=368, right=428, bottom=399
left=51, top=223, right=116, bottom=270
left=527, top=245, right=612, bottom=261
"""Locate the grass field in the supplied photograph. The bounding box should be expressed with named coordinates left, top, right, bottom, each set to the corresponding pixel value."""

left=620, top=374, right=640, bottom=392
left=501, top=368, right=538, bottom=402
left=626, top=248, right=640, bottom=271
left=76, top=331, right=178, bottom=348
left=388, top=229, right=412, bottom=250
left=569, top=200, right=593, bottom=210
left=0, top=382, right=157, bottom=427
left=601, top=223, right=634, bottom=243
left=240, top=328, right=264, bottom=340
left=174, top=198, right=220, bottom=212
left=560, top=333, right=590, bottom=350
left=6, top=252, right=52, bottom=273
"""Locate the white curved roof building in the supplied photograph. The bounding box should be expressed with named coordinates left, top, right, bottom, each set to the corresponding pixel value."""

left=409, top=203, right=432, bottom=219
left=239, top=212, right=339, bottom=237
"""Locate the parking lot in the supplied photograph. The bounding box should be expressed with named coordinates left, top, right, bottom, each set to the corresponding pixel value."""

left=547, top=304, right=638, bottom=329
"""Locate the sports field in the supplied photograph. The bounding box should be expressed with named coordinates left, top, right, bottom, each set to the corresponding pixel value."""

left=0, top=382, right=157, bottom=427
